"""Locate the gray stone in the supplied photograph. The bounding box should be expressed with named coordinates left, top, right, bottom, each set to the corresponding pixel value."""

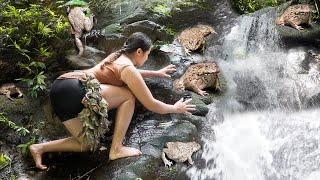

left=124, top=20, right=172, bottom=42
left=65, top=46, right=106, bottom=69
left=141, top=144, right=162, bottom=158
left=234, top=71, right=269, bottom=110
left=275, top=3, right=320, bottom=43
left=276, top=24, right=320, bottom=43
left=86, top=33, right=127, bottom=54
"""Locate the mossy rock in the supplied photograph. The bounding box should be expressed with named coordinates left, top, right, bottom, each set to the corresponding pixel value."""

left=275, top=2, right=320, bottom=43
left=276, top=23, right=320, bottom=43
left=91, top=155, right=180, bottom=179
left=187, top=92, right=209, bottom=116
left=131, top=119, right=197, bottom=149
left=172, top=114, right=207, bottom=129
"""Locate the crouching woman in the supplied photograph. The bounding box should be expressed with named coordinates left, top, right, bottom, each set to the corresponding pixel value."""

left=29, top=32, right=196, bottom=170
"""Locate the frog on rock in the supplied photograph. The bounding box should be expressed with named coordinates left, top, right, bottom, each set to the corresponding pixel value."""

left=177, top=24, right=216, bottom=55
left=173, top=62, right=221, bottom=96
left=0, top=83, right=23, bottom=101
left=161, top=141, right=201, bottom=168
left=66, top=0, right=94, bottom=56
left=276, top=4, right=312, bottom=30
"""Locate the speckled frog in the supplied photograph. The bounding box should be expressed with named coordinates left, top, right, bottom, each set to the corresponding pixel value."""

left=173, top=62, right=220, bottom=96
left=161, top=141, right=201, bottom=167
left=0, top=83, right=23, bottom=101
left=68, top=6, right=94, bottom=56
left=178, top=24, right=216, bottom=54
left=276, top=4, right=312, bottom=30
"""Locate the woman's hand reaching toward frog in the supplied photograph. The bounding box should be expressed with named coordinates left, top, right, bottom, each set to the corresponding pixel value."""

left=156, top=64, right=176, bottom=78
left=173, top=98, right=196, bottom=115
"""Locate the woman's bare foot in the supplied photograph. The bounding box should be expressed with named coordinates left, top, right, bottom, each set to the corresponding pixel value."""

left=109, top=146, right=142, bottom=160
left=29, top=144, right=47, bottom=170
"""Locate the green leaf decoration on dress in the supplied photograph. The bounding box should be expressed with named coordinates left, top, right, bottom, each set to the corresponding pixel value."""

left=78, top=74, right=110, bottom=151
left=64, top=0, right=88, bottom=7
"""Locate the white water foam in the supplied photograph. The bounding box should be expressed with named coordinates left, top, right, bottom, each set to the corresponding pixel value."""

left=187, top=7, right=320, bottom=180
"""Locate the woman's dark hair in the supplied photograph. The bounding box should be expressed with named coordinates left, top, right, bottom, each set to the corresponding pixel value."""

left=104, top=32, right=152, bottom=64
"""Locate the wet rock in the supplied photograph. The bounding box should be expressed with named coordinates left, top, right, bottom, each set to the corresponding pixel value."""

left=141, top=144, right=162, bottom=158
left=86, top=33, right=127, bottom=54
left=166, top=1, right=216, bottom=30
left=275, top=3, right=320, bottom=43
left=234, top=72, right=269, bottom=110
left=276, top=23, right=320, bottom=44
left=189, top=93, right=209, bottom=116
left=171, top=114, right=207, bottom=132
left=128, top=118, right=198, bottom=149
left=86, top=19, right=173, bottom=55
left=91, top=114, right=200, bottom=179
left=91, top=155, right=179, bottom=180
left=91, top=0, right=150, bottom=29
left=65, top=46, right=106, bottom=69
left=124, top=20, right=172, bottom=42
left=306, top=92, right=320, bottom=107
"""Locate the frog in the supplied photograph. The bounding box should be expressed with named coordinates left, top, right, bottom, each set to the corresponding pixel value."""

left=0, top=83, right=23, bottom=101
left=276, top=4, right=312, bottom=30
left=161, top=141, right=201, bottom=167
left=177, top=24, right=217, bottom=55
left=67, top=6, right=94, bottom=56
left=173, top=62, right=221, bottom=96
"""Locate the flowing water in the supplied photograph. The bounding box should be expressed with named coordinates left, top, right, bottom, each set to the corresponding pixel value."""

left=187, top=9, right=320, bottom=180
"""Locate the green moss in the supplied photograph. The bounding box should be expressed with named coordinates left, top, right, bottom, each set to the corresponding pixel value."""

left=231, top=0, right=285, bottom=14
left=160, top=26, right=177, bottom=36
left=149, top=0, right=201, bottom=17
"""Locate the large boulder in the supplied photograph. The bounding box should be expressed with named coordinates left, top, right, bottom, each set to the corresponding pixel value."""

left=234, top=72, right=269, bottom=110
left=275, top=2, right=320, bottom=43
left=65, top=46, right=106, bottom=69
left=123, top=20, right=172, bottom=42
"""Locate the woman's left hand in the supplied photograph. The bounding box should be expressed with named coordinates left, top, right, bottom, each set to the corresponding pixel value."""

left=156, top=64, right=176, bottom=78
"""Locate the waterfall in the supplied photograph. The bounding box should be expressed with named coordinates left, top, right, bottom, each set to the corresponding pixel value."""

left=187, top=7, right=320, bottom=180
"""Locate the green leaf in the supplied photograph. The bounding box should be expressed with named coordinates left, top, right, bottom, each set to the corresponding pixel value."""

left=17, top=138, right=36, bottom=156
left=64, top=0, right=89, bottom=7
left=15, top=127, right=30, bottom=136
left=38, top=22, right=53, bottom=37
left=0, top=153, right=11, bottom=169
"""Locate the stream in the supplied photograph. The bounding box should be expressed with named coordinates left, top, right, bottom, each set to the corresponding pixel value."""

left=187, top=9, right=320, bottom=180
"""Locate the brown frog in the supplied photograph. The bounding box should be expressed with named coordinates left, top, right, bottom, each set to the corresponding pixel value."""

left=178, top=24, right=217, bottom=55
left=173, top=62, right=220, bottom=96
left=276, top=4, right=312, bottom=30
left=0, top=83, right=23, bottom=101
left=162, top=141, right=201, bottom=167
left=67, top=6, right=94, bottom=56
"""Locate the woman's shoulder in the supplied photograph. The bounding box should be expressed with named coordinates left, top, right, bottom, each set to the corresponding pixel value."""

left=113, top=58, right=135, bottom=71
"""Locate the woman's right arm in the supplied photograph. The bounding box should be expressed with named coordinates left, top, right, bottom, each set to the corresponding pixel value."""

left=121, top=66, right=195, bottom=115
